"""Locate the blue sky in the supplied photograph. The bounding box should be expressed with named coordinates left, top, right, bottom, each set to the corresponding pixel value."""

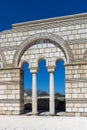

left=0, top=0, right=87, bottom=94
left=0, top=0, right=87, bottom=31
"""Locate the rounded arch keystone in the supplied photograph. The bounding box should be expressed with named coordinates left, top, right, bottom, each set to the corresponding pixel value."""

left=13, top=32, right=73, bottom=67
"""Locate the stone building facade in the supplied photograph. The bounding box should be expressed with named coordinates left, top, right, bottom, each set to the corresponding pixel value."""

left=0, top=13, right=87, bottom=116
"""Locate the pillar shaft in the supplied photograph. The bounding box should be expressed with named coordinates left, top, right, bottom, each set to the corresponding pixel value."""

left=32, top=73, right=37, bottom=115
left=49, top=72, right=55, bottom=115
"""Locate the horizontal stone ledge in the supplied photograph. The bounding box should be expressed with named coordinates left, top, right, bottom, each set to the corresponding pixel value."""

left=0, top=67, right=22, bottom=70
left=0, top=81, right=22, bottom=85
left=0, top=99, right=24, bottom=103
left=65, top=62, right=87, bottom=66
left=66, top=78, right=87, bottom=82
left=66, top=98, right=87, bottom=103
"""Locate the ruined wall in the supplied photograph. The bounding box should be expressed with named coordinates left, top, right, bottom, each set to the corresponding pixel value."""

left=0, top=13, right=87, bottom=116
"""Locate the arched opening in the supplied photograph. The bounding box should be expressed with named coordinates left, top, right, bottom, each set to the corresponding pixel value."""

left=37, top=59, right=49, bottom=115
left=54, top=60, right=65, bottom=115
left=15, top=33, right=70, bottom=116
left=22, top=62, right=32, bottom=114
left=14, top=33, right=72, bottom=67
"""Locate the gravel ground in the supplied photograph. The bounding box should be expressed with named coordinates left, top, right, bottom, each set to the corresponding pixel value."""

left=0, top=115, right=87, bottom=130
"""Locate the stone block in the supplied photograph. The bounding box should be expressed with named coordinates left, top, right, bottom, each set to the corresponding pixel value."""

left=0, top=95, right=7, bottom=99
left=40, top=49, right=44, bottom=53
left=75, top=34, right=80, bottom=39
left=8, top=38, right=13, bottom=42
left=66, top=103, right=73, bottom=108
left=0, top=85, right=7, bottom=90
left=66, top=94, right=71, bottom=98
left=36, top=29, right=46, bottom=33
left=12, top=33, right=18, bottom=37
left=60, top=26, right=67, bottom=31
left=5, top=90, right=12, bottom=94
left=78, top=94, right=84, bottom=98
left=6, top=34, right=12, bottom=38
left=24, top=31, right=29, bottom=36
left=75, top=25, right=80, bottom=29
left=54, top=27, right=60, bottom=32
left=47, top=28, right=54, bottom=32
left=81, top=34, right=87, bottom=38
left=79, top=108, right=84, bottom=112
left=5, top=103, right=11, bottom=107
left=72, top=94, right=78, bottom=98
left=45, top=48, right=51, bottom=53
left=29, top=30, right=35, bottom=35
left=7, top=95, right=15, bottom=99
left=74, top=103, right=81, bottom=108
left=66, top=108, right=72, bottom=112
left=63, top=31, right=71, bottom=35
left=0, top=103, right=4, bottom=106
left=72, top=108, right=78, bottom=112
left=18, top=32, right=24, bottom=36
left=85, top=108, right=87, bottom=112
left=75, top=113, right=81, bottom=117
left=66, top=112, right=75, bottom=116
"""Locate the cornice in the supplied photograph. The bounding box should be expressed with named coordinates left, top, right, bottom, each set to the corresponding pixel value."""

left=1, top=13, right=87, bottom=33
left=12, top=13, right=87, bottom=29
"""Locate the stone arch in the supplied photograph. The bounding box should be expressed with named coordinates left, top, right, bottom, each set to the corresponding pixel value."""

left=13, top=33, right=73, bottom=67
left=54, top=57, right=66, bottom=65
left=37, top=57, right=49, bottom=68
left=0, top=50, right=7, bottom=68
left=19, top=60, right=30, bottom=68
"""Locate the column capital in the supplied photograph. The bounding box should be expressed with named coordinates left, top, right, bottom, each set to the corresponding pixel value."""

left=47, top=66, right=56, bottom=73
left=30, top=67, right=38, bottom=73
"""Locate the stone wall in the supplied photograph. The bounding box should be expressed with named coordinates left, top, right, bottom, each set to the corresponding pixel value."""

left=66, top=64, right=87, bottom=116
left=0, top=68, right=24, bottom=115
left=0, top=14, right=87, bottom=66
left=0, top=13, right=87, bottom=116
left=20, top=41, right=65, bottom=68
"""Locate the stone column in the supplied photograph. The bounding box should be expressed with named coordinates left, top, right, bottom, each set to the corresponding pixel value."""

left=48, top=66, right=55, bottom=115
left=30, top=68, right=38, bottom=115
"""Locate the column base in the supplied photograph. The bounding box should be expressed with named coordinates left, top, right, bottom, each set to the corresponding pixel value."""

left=32, top=112, right=38, bottom=115
left=49, top=113, right=55, bottom=116
left=49, top=111, right=55, bottom=116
